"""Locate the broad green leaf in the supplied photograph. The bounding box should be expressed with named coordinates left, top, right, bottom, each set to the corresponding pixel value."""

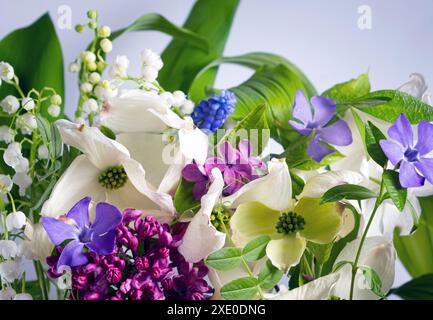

left=99, top=125, right=116, bottom=140
left=351, top=109, right=367, bottom=155
left=220, top=276, right=259, bottom=300
left=159, top=0, right=240, bottom=92
left=365, top=121, right=387, bottom=167
left=307, top=242, right=333, bottom=265
left=0, top=13, right=64, bottom=120
left=189, top=52, right=317, bottom=102
left=205, top=247, right=242, bottom=271
left=321, top=184, right=377, bottom=203
left=36, top=115, right=51, bottom=145
left=110, top=13, right=208, bottom=52
left=290, top=171, right=305, bottom=198
left=283, top=134, right=345, bottom=171
left=394, top=196, right=433, bottom=277
left=351, top=90, right=433, bottom=124
left=242, top=235, right=271, bottom=262
left=359, top=266, right=385, bottom=298
left=390, top=273, right=433, bottom=300
left=173, top=178, right=200, bottom=215
left=383, top=170, right=407, bottom=211
left=258, top=260, right=283, bottom=290
left=323, top=74, right=370, bottom=103
left=50, top=122, right=63, bottom=159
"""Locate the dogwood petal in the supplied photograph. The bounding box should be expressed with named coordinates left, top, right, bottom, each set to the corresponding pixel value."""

left=100, top=89, right=168, bottom=133
left=178, top=169, right=226, bottom=262
left=56, top=120, right=130, bottom=169
left=297, top=198, right=343, bottom=244
left=270, top=273, right=340, bottom=300
left=397, top=73, right=428, bottom=100
left=147, top=108, right=186, bottom=130
left=223, top=158, right=292, bottom=211
left=41, top=155, right=105, bottom=218
left=266, top=236, right=306, bottom=271
left=230, top=201, right=281, bottom=247
left=300, top=170, right=364, bottom=198
left=178, top=118, right=209, bottom=164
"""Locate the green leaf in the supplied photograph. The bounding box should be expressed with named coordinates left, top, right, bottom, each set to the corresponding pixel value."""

left=110, top=13, right=208, bottom=51
left=50, top=122, right=63, bottom=159
left=351, top=90, right=433, bottom=124
left=24, top=280, right=44, bottom=300
left=159, top=0, right=240, bottom=92
left=220, top=104, right=269, bottom=156
left=242, top=235, right=271, bottom=262
left=205, top=247, right=242, bottom=271
left=258, top=260, right=283, bottom=290
left=35, top=115, right=51, bottom=145
left=189, top=52, right=317, bottom=102
left=290, top=171, right=305, bottom=198
left=307, top=242, right=333, bottom=265
left=359, top=266, right=385, bottom=298
left=322, top=74, right=370, bottom=103
left=365, top=121, right=388, bottom=167
left=0, top=13, right=64, bottom=120
left=383, top=170, right=407, bottom=211
left=390, top=274, right=433, bottom=300
left=332, top=260, right=353, bottom=272
left=394, top=195, right=433, bottom=277
left=220, top=276, right=259, bottom=300
left=321, top=184, right=377, bottom=203
left=173, top=178, right=200, bottom=215
left=283, top=134, right=345, bottom=171
left=99, top=125, right=116, bottom=140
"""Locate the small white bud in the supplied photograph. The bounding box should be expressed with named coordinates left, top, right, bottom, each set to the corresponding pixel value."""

left=48, top=104, right=61, bottom=117
left=1, top=95, right=20, bottom=114
left=6, top=211, right=26, bottom=231
left=142, top=66, right=158, bottom=83
left=0, top=175, right=13, bottom=194
left=100, top=39, right=113, bottom=53
left=81, top=51, right=96, bottom=64
left=68, top=62, right=81, bottom=73
left=80, top=82, right=93, bottom=93
left=82, top=98, right=99, bottom=114
left=172, top=90, right=186, bottom=107
left=109, top=55, right=129, bottom=78
left=95, top=81, right=118, bottom=99
left=98, top=26, right=111, bottom=38
left=16, top=113, right=37, bottom=135
left=37, top=144, right=49, bottom=160
left=0, top=62, right=14, bottom=81
left=89, top=72, right=101, bottom=84
left=21, top=97, right=35, bottom=111
left=50, top=94, right=62, bottom=105
left=0, top=126, right=14, bottom=144
left=180, top=99, right=195, bottom=115
left=141, top=49, right=163, bottom=70
left=159, top=92, right=175, bottom=106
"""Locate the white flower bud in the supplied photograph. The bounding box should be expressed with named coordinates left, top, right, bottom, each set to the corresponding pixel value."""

left=89, top=72, right=101, bottom=84
left=109, top=55, right=129, bottom=78
left=37, top=144, right=49, bottom=160
left=21, top=97, right=35, bottom=111
left=1, top=95, right=20, bottom=114
left=0, top=287, right=16, bottom=300
left=181, top=99, right=195, bottom=115
left=82, top=98, right=99, bottom=114
left=98, top=25, right=111, bottom=38
left=141, top=49, right=163, bottom=70
left=48, top=104, right=61, bottom=117
left=87, top=61, right=97, bottom=71
left=172, top=90, right=186, bottom=106
left=0, top=126, right=14, bottom=144
left=100, top=39, right=113, bottom=53
left=142, top=66, right=158, bottom=83
left=81, top=51, right=96, bottom=64
left=0, top=259, right=23, bottom=283
left=0, top=62, right=14, bottom=81
left=0, top=175, right=13, bottom=194
left=68, top=62, right=81, bottom=73
left=159, top=92, right=175, bottom=106
left=95, top=81, right=118, bottom=99
left=13, top=173, right=32, bottom=196
left=17, top=113, right=37, bottom=135
left=50, top=94, right=62, bottom=105
left=80, top=82, right=93, bottom=93
left=6, top=211, right=26, bottom=231
left=3, top=142, right=23, bottom=169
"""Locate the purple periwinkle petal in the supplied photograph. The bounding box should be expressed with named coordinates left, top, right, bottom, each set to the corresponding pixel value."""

left=41, top=217, right=79, bottom=246
left=310, top=96, right=336, bottom=126
left=292, top=89, right=313, bottom=124
left=388, top=114, right=413, bottom=149
left=66, top=196, right=91, bottom=229
left=399, top=160, right=425, bottom=188
left=57, top=240, right=87, bottom=269
left=318, top=120, right=353, bottom=146
left=415, top=121, right=433, bottom=155
left=415, top=158, right=433, bottom=185
left=379, top=140, right=404, bottom=166
left=307, top=136, right=335, bottom=162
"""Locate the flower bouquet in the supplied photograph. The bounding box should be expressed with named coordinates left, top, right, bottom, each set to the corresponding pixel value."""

left=0, top=0, right=433, bottom=301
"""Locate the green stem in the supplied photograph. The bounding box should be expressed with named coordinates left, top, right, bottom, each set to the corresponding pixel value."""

left=349, top=180, right=385, bottom=300
left=7, top=192, right=16, bottom=212
left=34, top=261, right=49, bottom=300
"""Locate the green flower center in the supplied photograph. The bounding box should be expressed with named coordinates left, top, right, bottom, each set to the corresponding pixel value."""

left=211, top=209, right=231, bottom=232
left=275, top=212, right=305, bottom=235
left=98, top=165, right=127, bottom=190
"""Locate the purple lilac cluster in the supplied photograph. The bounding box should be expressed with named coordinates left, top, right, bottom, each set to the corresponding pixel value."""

left=46, top=209, right=213, bottom=300
left=182, top=140, right=266, bottom=199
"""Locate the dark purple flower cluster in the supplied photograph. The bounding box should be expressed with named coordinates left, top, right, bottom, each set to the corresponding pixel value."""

left=46, top=209, right=213, bottom=300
